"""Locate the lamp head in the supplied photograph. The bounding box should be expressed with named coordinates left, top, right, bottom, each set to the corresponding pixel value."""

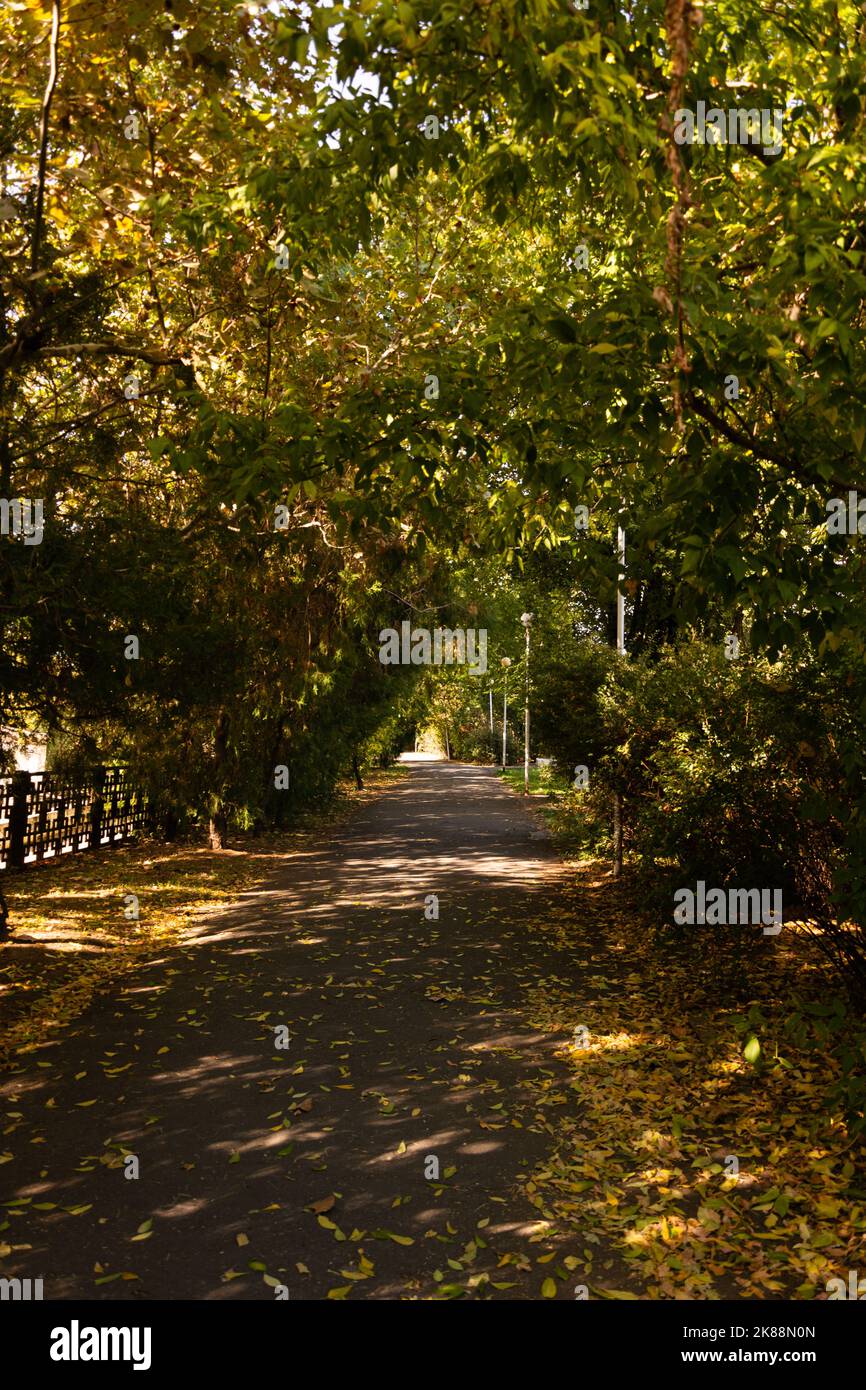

left=520, top=612, right=534, bottom=628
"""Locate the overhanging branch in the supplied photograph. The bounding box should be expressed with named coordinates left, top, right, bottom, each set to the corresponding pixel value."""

left=31, top=0, right=62, bottom=277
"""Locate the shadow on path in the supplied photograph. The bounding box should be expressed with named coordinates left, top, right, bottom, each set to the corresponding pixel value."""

left=1, top=760, right=621, bottom=1300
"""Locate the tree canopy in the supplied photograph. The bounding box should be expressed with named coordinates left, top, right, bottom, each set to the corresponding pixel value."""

left=2, top=0, right=866, bottom=910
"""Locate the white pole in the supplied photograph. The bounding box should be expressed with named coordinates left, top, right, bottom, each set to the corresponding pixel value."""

left=613, top=521, right=625, bottom=874
left=502, top=671, right=508, bottom=769
left=522, top=628, right=528, bottom=800
left=616, top=524, right=626, bottom=656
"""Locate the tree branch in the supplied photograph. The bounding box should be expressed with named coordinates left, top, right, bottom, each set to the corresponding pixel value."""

left=685, top=390, right=858, bottom=494
left=0, top=339, right=186, bottom=369
left=31, top=0, right=62, bottom=276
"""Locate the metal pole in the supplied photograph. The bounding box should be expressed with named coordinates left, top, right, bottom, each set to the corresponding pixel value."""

left=488, top=685, right=494, bottom=746
left=613, top=522, right=625, bottom=874
left=502, top=671, right=508, bottom=769
left=523, top=626, right=530, bottom=795
left=616, top=523, right=626, bottom=656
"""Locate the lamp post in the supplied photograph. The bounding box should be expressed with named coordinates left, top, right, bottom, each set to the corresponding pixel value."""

left=613, top=521, right=625, bottom=873
left=500, top=657, right=511, bottom=769
left=616, top=523, right=626, bottom=656
left=520, top=612, right=533, bottom=795
left=488, top=682, right=494, bottom=756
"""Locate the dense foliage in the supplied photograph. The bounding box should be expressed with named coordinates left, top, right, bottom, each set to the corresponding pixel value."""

left=2, top=1, right=866, bottom=985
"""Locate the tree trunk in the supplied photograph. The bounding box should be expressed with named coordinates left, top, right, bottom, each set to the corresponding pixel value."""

left=208, top=710, right=229, bottom=848
left=351, top=751, right=364, bottom=790
left=208, top=809, right=227, bottom=850
left=268, top=720, right=290, bottom=826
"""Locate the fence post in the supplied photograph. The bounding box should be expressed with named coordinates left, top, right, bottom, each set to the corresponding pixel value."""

left=8, top=771, right=32, bottom=869
left=89, top=766, right=106, bottom=849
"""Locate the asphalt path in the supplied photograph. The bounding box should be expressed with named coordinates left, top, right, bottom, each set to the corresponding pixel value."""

left=2, top=758, right=605, bottom=1301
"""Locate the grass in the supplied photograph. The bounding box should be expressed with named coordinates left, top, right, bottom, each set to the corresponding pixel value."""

left=523, top=859, right=866, bottom=1298
left=498, top=763, right=608, bottom=860
left=497, top=764, right=571, bottom=797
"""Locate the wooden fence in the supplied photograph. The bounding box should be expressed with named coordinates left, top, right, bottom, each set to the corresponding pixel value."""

left=0, top=767, right=148, bottom=872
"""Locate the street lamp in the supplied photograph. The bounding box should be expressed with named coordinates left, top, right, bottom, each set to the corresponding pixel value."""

left=616, top=523, right=626, bottom=657
left=500, top=657, right=511, bottom=769
left=613, top=521, right=626, bottom=872
left=520, top=613, right=533, bottom=795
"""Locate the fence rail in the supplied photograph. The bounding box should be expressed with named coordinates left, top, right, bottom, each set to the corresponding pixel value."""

left=0, top=768, right=148, bottom=872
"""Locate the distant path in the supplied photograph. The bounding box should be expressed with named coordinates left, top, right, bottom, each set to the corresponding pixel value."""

left=1, top=759, right=616, bottom=1300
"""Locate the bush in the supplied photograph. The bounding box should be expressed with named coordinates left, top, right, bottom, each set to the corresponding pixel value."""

left=534, top=634, right=866, bottom=1003
left=611, top=644, right=866, bottom=1001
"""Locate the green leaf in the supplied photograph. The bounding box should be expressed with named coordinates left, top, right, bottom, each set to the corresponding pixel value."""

left=546, top=316, right=577, bottom=344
